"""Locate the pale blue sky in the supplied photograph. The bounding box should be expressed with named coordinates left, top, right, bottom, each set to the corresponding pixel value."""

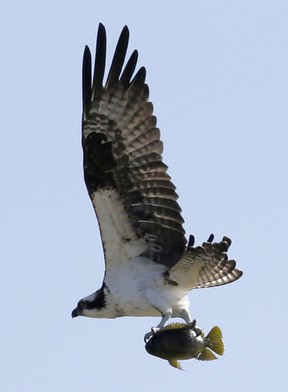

left=1, top=1, right=287, bottom=391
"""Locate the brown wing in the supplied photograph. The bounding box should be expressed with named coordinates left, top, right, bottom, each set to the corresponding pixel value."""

left=82, top=24, right=186, bottom=267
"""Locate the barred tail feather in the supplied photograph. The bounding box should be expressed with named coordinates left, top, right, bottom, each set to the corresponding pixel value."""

left=167, top=236, right=242, bottom=290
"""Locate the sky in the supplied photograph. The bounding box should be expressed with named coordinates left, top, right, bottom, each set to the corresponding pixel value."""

left=1, top=0, right=287, bottom=391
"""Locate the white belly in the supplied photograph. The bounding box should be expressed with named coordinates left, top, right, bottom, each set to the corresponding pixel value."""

left=105, top=256, right=189, bottom=318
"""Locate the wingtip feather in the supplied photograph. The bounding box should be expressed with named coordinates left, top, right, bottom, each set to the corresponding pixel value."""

left=82, top=45, right=92, bottom=114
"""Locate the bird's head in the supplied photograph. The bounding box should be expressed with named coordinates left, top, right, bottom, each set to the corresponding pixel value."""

left=71, top=286, right=109, bottom=318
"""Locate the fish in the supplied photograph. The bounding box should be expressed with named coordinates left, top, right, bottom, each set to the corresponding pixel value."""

left=145, top=320, right=224, bottom=370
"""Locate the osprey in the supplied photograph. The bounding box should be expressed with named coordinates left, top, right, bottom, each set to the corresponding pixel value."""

left=72, top=24, right=242, bottom=340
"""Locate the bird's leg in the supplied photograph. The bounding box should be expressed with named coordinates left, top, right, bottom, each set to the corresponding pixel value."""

left=156, top=309, right=173, bottom=329
left=144, top=310, right=172, bottom=342
left=179, top=308, right=192, bottom=323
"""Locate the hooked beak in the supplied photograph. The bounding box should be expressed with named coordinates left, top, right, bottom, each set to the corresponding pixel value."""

left=71, top=307, right=79, bottom=318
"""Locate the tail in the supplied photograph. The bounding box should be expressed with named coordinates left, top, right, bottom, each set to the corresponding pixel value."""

left=206, top=326, right=225, bottom=355
left=197, top=326, right=224, bottom=361
left=167, top=236, right=242, bottom=291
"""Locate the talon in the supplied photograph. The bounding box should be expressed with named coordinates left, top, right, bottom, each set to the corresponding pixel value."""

left=144, top=326, right=162, bottom=342
left=192, top=320, right=204, bottom=336
left=194, top=326, right=204, bottom=336
left=144, top=310, right=172, bottom=342
left=189, top=319, right=197, bottom=328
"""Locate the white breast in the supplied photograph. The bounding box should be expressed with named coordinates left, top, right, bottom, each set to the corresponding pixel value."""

left=105, top=256, right=189, bottom=318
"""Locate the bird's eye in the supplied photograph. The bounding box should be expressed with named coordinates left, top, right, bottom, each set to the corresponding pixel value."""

left=78, top=301, right=85, bottom=308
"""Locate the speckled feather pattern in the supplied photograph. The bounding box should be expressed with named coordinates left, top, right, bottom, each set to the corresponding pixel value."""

left=169, top=236, right=242, bottom=289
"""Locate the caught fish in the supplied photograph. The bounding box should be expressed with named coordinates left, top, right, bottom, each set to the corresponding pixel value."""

left=145, top=320, right=224, bottom=370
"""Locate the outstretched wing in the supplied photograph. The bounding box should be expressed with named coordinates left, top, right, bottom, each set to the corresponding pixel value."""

left=166, top=236, right=243, bottom=289
left=82, top=24, right=186, bottom=268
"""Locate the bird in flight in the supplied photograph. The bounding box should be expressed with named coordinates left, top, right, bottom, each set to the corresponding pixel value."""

left=71, top=24, right=242, bottom=341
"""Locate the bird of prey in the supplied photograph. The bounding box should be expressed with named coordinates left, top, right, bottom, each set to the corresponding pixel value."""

left=71, top=24, right=242, bottom=340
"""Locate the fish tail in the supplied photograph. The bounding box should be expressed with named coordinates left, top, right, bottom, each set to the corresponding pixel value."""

left=198, top=348, right=218, bottom=361
left=168, top=359, right=183, bottom=370
left=206, top=326, right=225, bottom=356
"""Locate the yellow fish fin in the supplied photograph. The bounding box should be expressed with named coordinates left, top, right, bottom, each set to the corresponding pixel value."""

left=198, top=348, right=218, bottom=361
left=168, top=359, right=183, bottom=370
left=206, top=326, right=225, bottom=356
